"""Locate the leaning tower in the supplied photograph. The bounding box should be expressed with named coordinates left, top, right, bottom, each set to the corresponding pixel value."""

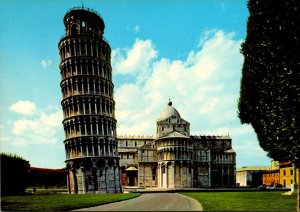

left=58, top=7, right=121, bottom=194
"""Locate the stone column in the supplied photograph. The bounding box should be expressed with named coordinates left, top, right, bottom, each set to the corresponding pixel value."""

left=84, top=119, right=87, bottom=135
left=83, top=99, right=86, bottom=114
left=81, top=167, right=86, bottom=194
left=105, top=166, right=109, bottom=192
left=75, top=142, right=78, bottom=158
left=157, top=162, right=161, bottom=187
left=208, top=163, right=211, bottom=187
left=96, top=120, right=99, bottom=135
left=92, top=141, right=95, bottom=156
left=86, top=142, right=89, bottom=156
left=93, top=167, right=98, bottom=192
left=95, top=102, right=98, bottom=114
left=80, top=141, right=83, bottom=157
left=166, top=163, right=169, bottom=188
left=90, top=122, right=93, bottom=135
left=114, top=166, right=117, bottom=191
left=66, top=170, right=71, bottom=194
left=101, top=120, right=104, bottom=136
left=106, top=122, right=109, bottom=136
left=103, top=139, right=106, bottom=156
left=72, top=168, right=78, bottom=194
left=98, top=141, right=101, bottom=156
left=186, top=164, right=189, bottom=188
left=221, top=166, right=224, bottom=187
left=180, top=162, right=183, bottom=188
left=92, top=62, right=95, bottom=75
left=107, top=139, right=111, bottom=156
left=88, top=99, right=92, bottom=114
left=170, top=162, right=175, bottom=188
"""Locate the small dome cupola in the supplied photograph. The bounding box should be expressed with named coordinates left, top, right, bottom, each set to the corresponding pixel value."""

left=157, top=99, right=181, bottom=121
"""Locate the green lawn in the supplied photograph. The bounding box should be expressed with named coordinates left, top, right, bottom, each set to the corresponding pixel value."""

left=180, top=191, right=297, bottom=211
left=1, top=193, right=140, bottom=211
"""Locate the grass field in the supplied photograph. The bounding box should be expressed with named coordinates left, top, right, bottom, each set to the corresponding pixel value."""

left=180, top=191, right=297, bottom=211
left=1, top=193, right=140, bottom=211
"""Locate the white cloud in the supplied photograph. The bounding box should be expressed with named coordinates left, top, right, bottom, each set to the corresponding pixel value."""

left=9, top=100, right=37, bottom=116
left=111, top=30, right=271, bottom=166
left=40, top=58, right=52, bottom=69
left=112, top=39, right=158, bottom=82
left=10, top=107, right=63, bottom=146
left=134, top=25, right=140, bottom=33
left=113, top=29, right=243, bottom=137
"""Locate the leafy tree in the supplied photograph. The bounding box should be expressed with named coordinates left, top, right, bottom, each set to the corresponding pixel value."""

left=1, top=153, right=31, bottom=195
left=238, top=0, right=300, bottom=210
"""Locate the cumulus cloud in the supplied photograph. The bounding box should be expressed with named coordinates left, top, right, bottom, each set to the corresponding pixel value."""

left=113, top=29, right=243, bottom=136
left=40, top=58, right=52, bottom=69
left=111, top=30, right=269, bottom=166
left=10, top=106, right=63, bottom=146
left=9, top=100, right=37, bottom=116
left=112, top=39, right=158, bottom=81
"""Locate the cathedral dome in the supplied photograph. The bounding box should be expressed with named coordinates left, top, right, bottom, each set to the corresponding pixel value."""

left=157, top=100, right=181, bottom=122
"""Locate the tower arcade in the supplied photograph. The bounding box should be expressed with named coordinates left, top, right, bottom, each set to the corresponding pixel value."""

left=58, top=7, right=121, bottom=194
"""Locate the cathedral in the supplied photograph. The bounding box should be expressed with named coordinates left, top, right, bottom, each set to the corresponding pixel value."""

left=118, top=100, right=236, bottom=188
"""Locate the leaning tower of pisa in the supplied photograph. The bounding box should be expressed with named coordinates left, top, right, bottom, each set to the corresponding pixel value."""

left=58, top=7, right=121, bottom=194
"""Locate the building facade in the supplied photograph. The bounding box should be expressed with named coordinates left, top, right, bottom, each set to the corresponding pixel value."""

left=261, top=161, right=299, bottom=188
left=58, top=7, right=121, bottom=194
left=118, top=100, right=236, bottom=188
left=236, top=166, right=270, bottom=187
left=262, top=169, right=280, bottom=186
left=279, top=161, right=299, bottom=188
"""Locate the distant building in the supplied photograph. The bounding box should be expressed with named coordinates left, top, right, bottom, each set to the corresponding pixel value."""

left=236, top=166, right=270, bottom=187
left=118, top=100, right=236, bottom=188
left=29, top=167, right=66, bottom=189
left=262, top=169, right=280, bottom=186
left=279, top=161, right=299, bottom=188
left=261, top=161, right=299, bottom=188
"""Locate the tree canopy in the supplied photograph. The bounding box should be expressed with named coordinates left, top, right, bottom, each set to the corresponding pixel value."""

left=239, top=0, right=300, bottom=163
left=1, top=153, right=31, bottom=195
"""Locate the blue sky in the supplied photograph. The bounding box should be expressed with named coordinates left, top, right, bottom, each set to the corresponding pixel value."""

left=0, top=0, right=272, bottom=168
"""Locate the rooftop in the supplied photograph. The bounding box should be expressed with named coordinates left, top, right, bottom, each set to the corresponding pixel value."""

left=236, top=166, right=270, bottom=172
left=157, top=100, right=181, bottom=122
left=118, top=135, right=155, bottom=139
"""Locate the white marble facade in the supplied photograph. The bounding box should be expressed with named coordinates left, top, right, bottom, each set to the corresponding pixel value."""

left=118, top=100, right=236, bottom=188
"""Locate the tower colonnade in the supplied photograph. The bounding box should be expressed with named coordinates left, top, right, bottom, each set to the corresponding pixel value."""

left=62, top=96, right=115, bottom=119
left=58, top=7, right=121, bottom=194
left=63, top=116, right=116, bottom=138
left=61, top=76, right=113, bottom=99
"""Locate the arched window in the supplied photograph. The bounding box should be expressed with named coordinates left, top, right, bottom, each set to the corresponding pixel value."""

left=71, top=24, right=78, bottom=35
